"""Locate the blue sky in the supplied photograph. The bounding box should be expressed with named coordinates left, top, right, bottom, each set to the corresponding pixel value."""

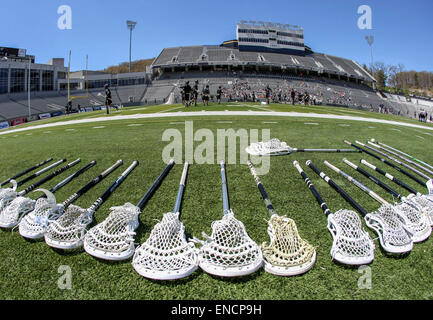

left=1, top=0, right=432, bottom=72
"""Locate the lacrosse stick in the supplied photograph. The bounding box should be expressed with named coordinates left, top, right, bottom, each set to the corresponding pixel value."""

left=343, top=158, right=431, bottom=243
left=294, top=161, right=374, bottom=265
left=326, top=160, right=430, bottom=244
left=45, top=161, right=138, bottom=250
left=247, top=161, right=316, bottom=276
left=196, top=161, right=263, bottom=278
left=0, top=159, right=81, bottom=229
left=307, top=161, right=413, bottom=254
left=0, top=158, right=53, bottom=187
left=369, top=139, right=433, bottom=178
left=132, top=162, right=199, bottom=280
left=245, top=138, right=360, bottom=156
left=84, top=160, right=175, bottom=262
left=360, top=159, right=433, bottom=226
left=367, top=141, right=433, bottom=181
left=0, top=159, right=66, bottom=209
left=374, top=140, right=433, bottom=172
left=344, top=140, right=427, bottom=188
left=19, top=160, right=123, bottom=240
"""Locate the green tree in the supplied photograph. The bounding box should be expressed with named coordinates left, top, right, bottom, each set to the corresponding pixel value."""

left=375, top=69, right=387, bottom=90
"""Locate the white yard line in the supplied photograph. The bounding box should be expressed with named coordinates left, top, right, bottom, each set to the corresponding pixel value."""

left=1, top=111, right=433, bottom=136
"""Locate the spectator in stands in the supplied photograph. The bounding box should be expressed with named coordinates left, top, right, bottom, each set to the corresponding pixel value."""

left=304, top=91, right=310, bottom=105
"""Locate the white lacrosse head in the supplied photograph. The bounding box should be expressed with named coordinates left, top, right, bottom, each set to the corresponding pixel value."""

left=84, top=203, right=140, bottom=261
left=0, top=196, right=36, bottom=229
left=0, top=186, right=18, bottom=213
left=18, top=191, right=64, bottom=240
left=44, top=205, right=92, bottom=250
left=400, top=195, right=433, bottom=235
left=198, top=210, right=263, bottom=277
left=261, top=214, right=316, bottom=276
left=132, top=211, right=198, bottom=280
left=427, top=179, right=433, bottom=195
left=326, top=209, right=375, bottom=265
left=364, top=204, right=413, bottom=254
left=245, top=139, right=290, bottom=156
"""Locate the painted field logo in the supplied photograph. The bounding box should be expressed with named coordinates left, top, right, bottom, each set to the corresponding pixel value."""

left=162, top=121, right=271, bottom=174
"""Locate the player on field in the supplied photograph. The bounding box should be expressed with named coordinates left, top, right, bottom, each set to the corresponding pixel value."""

left=216, top=86, right=222, bottom=104
left=265, top=85, right=272, bottom=105
left=104, top=84, right=113, bottom=115
left=192, top=80, right=199, bottom=107
left=182, top=81, right=192, bottom=107
left=202, top=85, right=210, bottom=107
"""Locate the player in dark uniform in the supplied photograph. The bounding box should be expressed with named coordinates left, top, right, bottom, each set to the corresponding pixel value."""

left=104, top=84, right=113, bottom=115
left=216, top=86, right=222, bottom=104
left=265, top=85, right=272, bottom=105
left=182, top=81, right=192, bottom=107
left=202, top=85, right=210, bottom=107
left=192, top=80, right=199, bottom=107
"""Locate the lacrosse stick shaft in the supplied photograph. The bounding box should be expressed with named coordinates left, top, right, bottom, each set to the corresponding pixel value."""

left=368, top=141, right=432, bottom=180
left=0, top=158, right=53, bottom=187
left=307, top=161, right=369, bottom=216
left=293, top=148, right=360, bottom=153
left=324, top=161, right=388, bottom=206
left=18, top=159, right=81, bottom=197
left=173, top=162, right=189, bottom=214
left=293, top=161, right=331, bottom=216
left=247, top=161, right=277, bottom=216
left=62, top=160, right=123, bottom=207
left=87, top=161, right=139, bottom=213
left=137, top=160, right=175, bottom=210
left=343, top=158, right=401, bottom=200
left=360, top=159, right=420, bottom=196
left=377, top=141, right=433, bottom=171
left=345, top=140, right=426, bottom=187
left=17, top=159, right=66, bottom=187
left=372, top=141, right=433, bottom=177
left=220, top=161, right=230, bottom=214
left=37, top=161, right=97, bottom=199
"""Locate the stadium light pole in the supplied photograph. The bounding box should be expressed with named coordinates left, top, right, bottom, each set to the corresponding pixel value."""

left=28, top=56, right=31, bottom=119
left=126, top=20, right=137, bottom=73
left=365, top=35, right=375, bottom=89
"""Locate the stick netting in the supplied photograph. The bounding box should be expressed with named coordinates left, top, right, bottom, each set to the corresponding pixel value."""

left=246, top=139, right=289, bottom=156
left=404, top=195, right=433, bottom=226
left=84, top=203, right=140, bottom=259
left=394, top=201, right=431, bottom=237
left=45, top=205, right=92, bottom=247
left=132, top=211, right=198, bottom=278
left=198, top=210, right=263, bottom=275
left=261, top=215, right=315, bottom=268
left=327, top=209, right=375, bottom=262
left=0, top=196, right=35, bottom=228
left=18, top=198, right=63, bottom=238
left=0, top=189, right=18, bottom=212
left=365, top=204, right=412, bottom=249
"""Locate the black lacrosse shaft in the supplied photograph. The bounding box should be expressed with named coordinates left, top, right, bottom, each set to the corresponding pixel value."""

left=247, top=161, right=277, bottom=216
left=307, top=161, right=369, bottom=217
left=344, top=159, right=401, bottom=200
left=345, top=140, right=426, bottom=187
left=21, top=159, right=81, bottom=196
left=36, top=161, right=97, bottom=200
left=360, top=160, right=419, bottom=195
left=89, top=161, right=139, bottom=211
left=62, top=160, right=123, bottom=207
left=137, top=160, right=175, bottom=210
left=0, top=158, right=53, bottom=186
left=17, top=159, right=67, bottom=187
left=293, top=161, right=331, bottom=216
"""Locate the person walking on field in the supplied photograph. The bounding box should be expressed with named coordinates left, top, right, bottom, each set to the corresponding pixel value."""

left=103, top=84, right=113, bottom=115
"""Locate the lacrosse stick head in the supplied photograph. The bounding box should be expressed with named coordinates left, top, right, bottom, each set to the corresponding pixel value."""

left=364, top=204, right=413, bottom=254
left=400, top=195, right=433, bottom=239
left=84, top=203, right=140, bottom=261
left=0, top=180, right=18, bottom=212
left=18, top=189, right=63, bottom=239
left=132, top=211, right=198, bottom=280
left=198, top=210, right=263, bottom=278
left=427, top=180, right=433, bottom=196
left=0, top=195, right=36, bottom=229
left=261, top=214, right=316, bottom=276
left=326, top=209, right=375, bottom=265
left=245, top=139, right=290, bottom=156
left=44, top=204, right=93, bottom=250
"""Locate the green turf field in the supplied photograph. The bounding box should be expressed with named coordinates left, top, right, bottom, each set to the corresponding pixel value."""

left=0, top=103, right=432, bottom=300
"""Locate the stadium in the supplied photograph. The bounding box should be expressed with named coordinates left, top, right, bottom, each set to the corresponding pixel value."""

left=1, top=8, right=433, bottom=307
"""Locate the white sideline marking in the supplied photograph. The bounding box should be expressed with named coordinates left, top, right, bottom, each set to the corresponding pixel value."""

left=65, top=129, right=76, bottom=131
left=262, top=122, right=278, bottom=124
left=93, top=126, right=105, bottom=129
left=305, top=122, right=319, bottom=125
left=127, top=124, right=144, bottom=127
left=44, top=131, right=52, bottom=134
left=368, top=126, right=376, bottom=129
left=217, top=121, right=233, bottom=124
left=170, top=122, right=184, bottom=125
left=422, top=132, right=433, bottom=137
left=26, top=133, right=32, bottom=136
left=389, top=128, right=401, bottom=132
left=416, top=136, right=425, bottom=140
left=2, top=111, right=433, bottom=136
left=338, top=124, right=351, bottom=127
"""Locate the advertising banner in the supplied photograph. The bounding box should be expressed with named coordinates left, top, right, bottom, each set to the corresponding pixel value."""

left=0, top=121, right=9, bottom=129
left=39, top=113, right=52, bottom=120
left=11, top=118, right=26, bottom=126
